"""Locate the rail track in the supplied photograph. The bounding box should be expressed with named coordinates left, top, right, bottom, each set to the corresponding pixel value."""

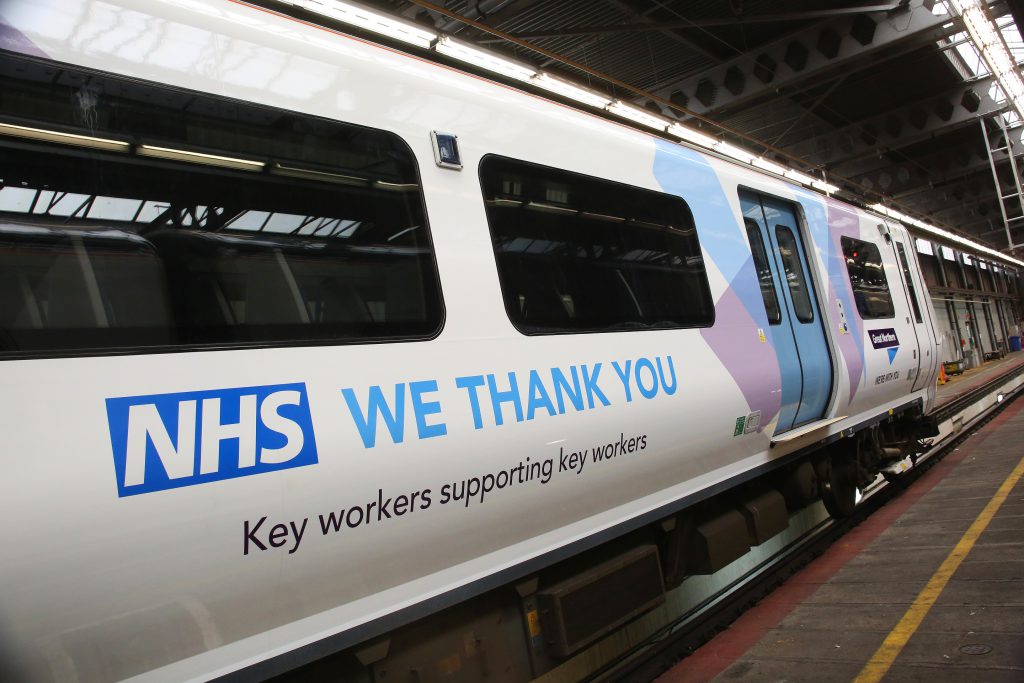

left=585, top=370, right=1024, bottom=683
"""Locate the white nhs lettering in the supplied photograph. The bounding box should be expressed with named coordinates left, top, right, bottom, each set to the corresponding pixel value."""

left=108, top=384, right=318, bottom=496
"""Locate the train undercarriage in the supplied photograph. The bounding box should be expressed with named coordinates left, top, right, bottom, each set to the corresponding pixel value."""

left=273, top=406, right=940, bottom=683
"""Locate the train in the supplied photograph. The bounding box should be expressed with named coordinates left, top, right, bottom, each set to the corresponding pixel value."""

left=0, top=1, right=947, bottom=681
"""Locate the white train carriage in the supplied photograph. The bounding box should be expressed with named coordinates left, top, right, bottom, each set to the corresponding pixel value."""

left=0, top=1, right=940, bottom=680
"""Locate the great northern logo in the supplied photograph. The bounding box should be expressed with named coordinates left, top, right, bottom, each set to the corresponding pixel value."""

left=869, top=328, right=900, bottom=364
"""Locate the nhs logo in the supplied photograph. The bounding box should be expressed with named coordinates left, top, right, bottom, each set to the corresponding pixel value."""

left=106, top=383, right=318, bottom=497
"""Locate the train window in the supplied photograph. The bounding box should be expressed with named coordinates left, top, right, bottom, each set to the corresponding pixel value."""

left=841, top=236, right=895, bottom=319
left=479, top=156, right=713, bottom=334
left=743, top=219, right=781, bottom=324
left=774, top=226, right=813, bottom=323
left=0, top=53, right=441, bottom=356
left=896, top=242, right=923, bottom=324
left=0, top=228, right=174, bottom=351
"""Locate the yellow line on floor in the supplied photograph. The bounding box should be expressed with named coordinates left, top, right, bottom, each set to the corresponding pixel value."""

left=852, top=452, right=1024, bottom=683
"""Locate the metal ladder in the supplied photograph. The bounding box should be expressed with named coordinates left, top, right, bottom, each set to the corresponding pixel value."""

left=982, top=116, right=1024, bottom=249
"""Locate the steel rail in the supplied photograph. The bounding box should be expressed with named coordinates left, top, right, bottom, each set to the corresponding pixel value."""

left=587, top=375, right=1024, bottom=683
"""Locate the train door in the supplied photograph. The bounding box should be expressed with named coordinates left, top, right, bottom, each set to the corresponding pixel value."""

left=890, top=227, right=938, bottom=392
left=740, top=191, right=834, bottom=432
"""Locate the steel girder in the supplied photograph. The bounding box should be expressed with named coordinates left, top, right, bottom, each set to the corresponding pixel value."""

left=792, top=77, right=1009, bottom=171
left=646, top=0, right=954, bottom=118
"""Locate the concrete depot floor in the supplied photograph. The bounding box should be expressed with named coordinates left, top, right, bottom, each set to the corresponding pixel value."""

left=658, top=388, right=1024, bottom=683
left=935, top=351, right=1024, bottom=407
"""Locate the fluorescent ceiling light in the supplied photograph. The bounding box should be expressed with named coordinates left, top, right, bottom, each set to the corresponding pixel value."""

left=531, top=73, right=611, bottom=109
left=272, top=162, right=368, bottom=185
left=373, top=180, right=420, bottom=191
left=714, top=141, right=755, bottom=164
left=810, top=179, right=839, bottom=194
left=0, top=122, right=129, bottom=152
left=666, top=123, right=717, bottom=148
left=871, top=201, right=1024, bottom=267
left=526, top=201, right=577, bottom=215
left=783, top=169, right=818, bottom=186
left=435, top=36, right=536, bottom=82
left=138, top=145, right=265, bottom=171
left=280, top=0, right=437, bottom=49
left=752, top=157, right=788, bottom=175
left=605, top=101, right=668, bottom=130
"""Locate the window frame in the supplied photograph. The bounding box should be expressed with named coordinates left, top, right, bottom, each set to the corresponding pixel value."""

left=840, top=235, right=896, bottom=320
left=743, top=218, right=782, bottom=325
left=478, top=154, right=715, bottom=336
left=895, top=241, right=924, bottom=324
left=774, top=224, right=815, bottom=324
left=0, top=54, right=446, bottom=360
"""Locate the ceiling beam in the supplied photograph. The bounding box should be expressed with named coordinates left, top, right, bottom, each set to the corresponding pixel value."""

left=885, top=150, right=1020, bottom=199
left=507, top=5, right=906, bottom=39
left=784, top=76, right=1007, bottom=169
left=644, top=0, right=954, bottom=118
left=850, top=147, right=986, bottom=195
left=903, top=184, right=1000, bottom=214
left=593, top=0, right=722, bottom=62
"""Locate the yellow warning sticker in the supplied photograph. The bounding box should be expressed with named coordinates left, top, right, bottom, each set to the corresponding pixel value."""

left=757, top=328, right=766, bottom=343
left=527, top=610, right=541, bottom=638
left=437, top=653, right=462, bottom=675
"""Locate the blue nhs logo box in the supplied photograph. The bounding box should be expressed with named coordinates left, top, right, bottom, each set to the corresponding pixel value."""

left=106, top=383, right=318, bottom=497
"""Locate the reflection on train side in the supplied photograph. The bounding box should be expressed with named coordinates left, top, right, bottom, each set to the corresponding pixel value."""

left=0, top=210, right=437, bottom=353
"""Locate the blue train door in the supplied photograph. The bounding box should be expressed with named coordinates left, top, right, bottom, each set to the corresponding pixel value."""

left=891, top=230, right=937, bottom=393
left=740, top=191, right=833, bottom=432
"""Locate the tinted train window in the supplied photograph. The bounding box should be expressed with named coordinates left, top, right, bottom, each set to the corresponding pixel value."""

left=0, top=53, right=441, bottom=356
left=775, top=226, right=813, bottom=323
left=744, top=219, right=781, bottom=324
left=841, top=236, right=895, bottom=319
left=479, top=156, right=713, bottom=333
left=896, top=242, right=923, bottom=323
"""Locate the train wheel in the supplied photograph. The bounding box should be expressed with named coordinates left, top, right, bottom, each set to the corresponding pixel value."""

left=819, top=455, right=858, bottom=518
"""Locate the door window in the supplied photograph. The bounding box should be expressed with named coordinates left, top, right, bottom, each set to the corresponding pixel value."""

left=744, top=219, right=781, bottom=324
left=841, top=236, right=895, bottom=319
left=775, top=226, right=813, bottom=323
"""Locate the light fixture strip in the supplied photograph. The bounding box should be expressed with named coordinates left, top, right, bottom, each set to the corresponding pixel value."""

left=666, top=123, right=718, bottom=148
left=434, top=36, right=536, bottom=82
left=714, top=141, right=755, bottom=164
left=273, top=162, right=369, bottom=186
left=277, top=0, right=437, bottom=49
left=810, top=179, right=840, bottom=194
left=783, top=169, right=818, bottom=185
left=137, top=145, right=265, bottom=171
left=0, top=122, right=130, bottom=152
left=531, top=73, right=611, bottom=109
left=870, top=202, right=1024, bottom=267
left=752, top=157, right=788, bottom=176
left=605, top=101, right=669, bottom=130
